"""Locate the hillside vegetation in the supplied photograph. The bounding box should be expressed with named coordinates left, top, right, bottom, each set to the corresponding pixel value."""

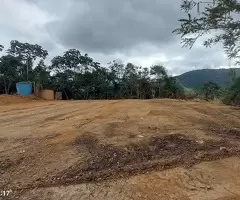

left=177, top=68, right=240, bottom=89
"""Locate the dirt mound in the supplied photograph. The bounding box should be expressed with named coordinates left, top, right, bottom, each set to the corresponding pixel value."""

left=0, top=95, right=40, bottom=105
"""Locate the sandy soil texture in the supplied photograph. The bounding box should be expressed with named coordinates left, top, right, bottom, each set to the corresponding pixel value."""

left=0, top=98, right=240, bottom=200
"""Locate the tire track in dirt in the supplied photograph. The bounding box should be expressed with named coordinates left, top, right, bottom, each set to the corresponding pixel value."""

left=41, top=101, right=120, bottom=125
left=32, top=100, right=123, bottom=144
left=0, top=101, right=111, bottom=129
left=0, top=103, right=73, bottom=124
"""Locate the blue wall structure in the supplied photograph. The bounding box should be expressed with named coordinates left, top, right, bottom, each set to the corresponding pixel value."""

left=16, top=82, right=32, bottom=96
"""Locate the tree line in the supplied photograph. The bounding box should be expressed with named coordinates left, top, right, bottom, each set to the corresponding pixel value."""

left=0, top=40, right=183, bottom=100
left=0, top=40, right=239, bottom=105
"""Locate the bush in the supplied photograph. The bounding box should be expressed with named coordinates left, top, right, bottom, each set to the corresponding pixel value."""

left=201, top=81, right=221, bottom=101
left=223, top=77, right=240, bottom=106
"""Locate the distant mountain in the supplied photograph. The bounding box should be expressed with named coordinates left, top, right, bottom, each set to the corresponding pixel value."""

left=176, top=68, right=240, bottom=90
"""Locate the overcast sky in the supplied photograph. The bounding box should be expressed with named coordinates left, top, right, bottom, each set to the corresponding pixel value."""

left=0, top=0, right=231, bottom=75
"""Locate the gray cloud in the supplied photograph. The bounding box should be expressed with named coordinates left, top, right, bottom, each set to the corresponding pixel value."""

left=0, top=0, right=231, bottom=75
left=163, top=44, right=229, bottom=75
left=42, top=0, right=230, bottom=74
left=46, top=0, right=183, bottom=53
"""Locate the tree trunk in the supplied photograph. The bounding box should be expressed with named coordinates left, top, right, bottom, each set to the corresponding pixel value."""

left=4, top=79, right=8, bottom=94
left=7, top=82, right=12, bottom=94
left=151, top=89, right=155, bottom=99
left=137, top=86, right=140, bottom=99
left=63, top=89, right=69, bottom=100
left=4, top=85, right=8, bottom=94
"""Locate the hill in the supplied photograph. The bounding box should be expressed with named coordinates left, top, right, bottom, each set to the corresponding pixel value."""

left=177, top=68, right=240, bottom=89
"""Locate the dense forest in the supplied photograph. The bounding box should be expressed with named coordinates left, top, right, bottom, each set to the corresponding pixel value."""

left=0, top=40, right=183, bottom=100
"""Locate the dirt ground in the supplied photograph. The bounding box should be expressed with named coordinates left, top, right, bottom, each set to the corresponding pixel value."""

left=0, top=97, right=240, bottom=200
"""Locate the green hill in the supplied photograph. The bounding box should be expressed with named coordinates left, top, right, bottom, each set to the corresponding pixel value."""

left=177, top=68, right=240, bottom=90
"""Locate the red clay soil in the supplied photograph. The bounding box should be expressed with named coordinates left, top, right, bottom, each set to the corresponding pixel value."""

left=0, top=99, right=240, bottom=200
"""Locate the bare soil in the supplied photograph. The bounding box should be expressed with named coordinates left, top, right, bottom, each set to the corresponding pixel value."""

left=0, top=97, right=240, bottom=200
left=0, top=95, right=41, bottom=106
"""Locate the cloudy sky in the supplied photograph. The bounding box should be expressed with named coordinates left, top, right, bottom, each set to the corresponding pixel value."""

left=0, top=0, right=231, bottom=75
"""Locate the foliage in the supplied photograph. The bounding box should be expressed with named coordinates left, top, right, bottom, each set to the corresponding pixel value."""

left=7, top=40, right=48, bottom=60
left=0, top=40, right=183, bottom=99
left=177, top=68, right=240, bottom=89
left=0, top=40, right=182, bottom=99
left=201, top=81, right=221, bottom=100
left=33, top=60, right=51, bottom=89
left=7, top=40, right=48, bottom=81
left=150, top=65, right=182, bottom=98
left=174, top=0, right=240, bottom=63
left=223, top=77, right=240, bottom=105
left=0, top=45, right=3, bottom=51
left=0, top=55, right=21, bottom=94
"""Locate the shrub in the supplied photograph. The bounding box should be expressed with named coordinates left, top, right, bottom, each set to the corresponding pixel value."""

left=223, top=77, right=240, bottom=106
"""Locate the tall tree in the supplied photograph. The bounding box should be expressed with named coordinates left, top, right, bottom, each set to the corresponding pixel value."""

left=50, top=49, right=96, bottom=73
left=33, top=60, right=51, bottom=89
left=123, top=63, right=139, bottom=98
left=7, top=40, right=48, bottom=81
left=51, top=69, right=75, bottom=99
left=150, top=65, right=168, bottom=97
left=174, top=0, right=240, bottom=63
left=108, top=60, right=125, bottom=98
left=50, top=49, right=102, bottom=99
left=138, top=67, right=152, bottom=99
left=0, top=55, right=21, bottom=94
left=51, top=49, right=82, bottom=73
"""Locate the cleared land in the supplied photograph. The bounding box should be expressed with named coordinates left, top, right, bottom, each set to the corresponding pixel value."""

left=0, top=96, right=240, bottom=200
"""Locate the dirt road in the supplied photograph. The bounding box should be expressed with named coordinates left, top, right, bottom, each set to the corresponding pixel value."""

left=0, top=98, right=240, bottom=199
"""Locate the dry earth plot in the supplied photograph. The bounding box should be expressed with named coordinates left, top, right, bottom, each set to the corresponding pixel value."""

left=0, top=96, right=240, bottom=200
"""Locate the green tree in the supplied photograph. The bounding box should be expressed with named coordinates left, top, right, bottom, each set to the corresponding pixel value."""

left=138, top=67, right=152, bottom=99
left=0, top=45, right=4, bottom=51
left=51, top=49, right=82, bottom=73
left=224, top=77, right=240, bottom=105
left=202, top=81, right=221, bottom=100
left=122, top=63, right=139, bottom=98
left=7, top=40, right=48, bottom=81
left=50, top=49, right=96, bottom=73
left=0, top=55, right=21, bottom=94
left=164, top=76, right=184, bottom=98
left=174, top=0, right=240, bottom=63
left=51, top=70, right=75, bottom=99
left=150, top=65, right=168, bottom=98
left=33, top=60, right=51, bottom=89
left=50, top=49, right=101, bottom=99
left=108, top=60, right=125, bottom=98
